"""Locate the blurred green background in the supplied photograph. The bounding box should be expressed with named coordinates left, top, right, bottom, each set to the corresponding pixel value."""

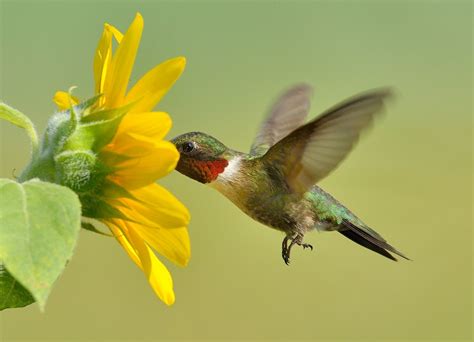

left=0, top=0, right=472, bottom=341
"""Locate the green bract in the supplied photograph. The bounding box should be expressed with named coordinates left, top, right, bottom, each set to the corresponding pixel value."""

left=0, top=95, right=127, bottom=310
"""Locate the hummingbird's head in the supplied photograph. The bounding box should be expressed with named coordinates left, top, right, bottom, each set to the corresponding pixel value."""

left=171, top=132, right=230, bottom=184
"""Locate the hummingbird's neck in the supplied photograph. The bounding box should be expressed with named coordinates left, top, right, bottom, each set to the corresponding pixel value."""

left=208, top=153, right=246, bottom=200
left=215, top=155, right=243, bottom=183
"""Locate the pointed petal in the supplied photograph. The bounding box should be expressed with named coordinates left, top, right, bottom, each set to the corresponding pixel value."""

left=104, top=13, right=144, bottom=108
left=106, top=220, right=141, bottom=268
left=137, top=225, right=190, bottom=267
left=107, top=140, right=179, bottom=189
left=126, top=221, right=190, bottom=267
left=106, top=23, right=123, bottom=43
left=106, top=219, right=175, bottom=305
left=53, top=91, right=80, bottom=110
left=113, top=111, right=172, bottom=146
left=125, top=222, right=175, bottom=305
left=93, top=25, right=113, bottom=95
left=125, top=57, right=186, bottom=113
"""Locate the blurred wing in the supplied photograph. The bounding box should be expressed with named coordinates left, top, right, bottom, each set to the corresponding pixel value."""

left=264, top=88, right=392, bottom=194
left=249, top=84, right=313, bottom=157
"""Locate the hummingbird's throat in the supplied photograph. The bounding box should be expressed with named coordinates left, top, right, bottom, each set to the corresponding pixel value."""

left=191, top=159, right=229, bottom=183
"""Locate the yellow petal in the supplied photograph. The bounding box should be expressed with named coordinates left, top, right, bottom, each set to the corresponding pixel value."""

left=124, top=220, right=190, bottom=267
left=108, top=140, right=179, bottom=189
left=102, top=132, right=157, bottom=158
left=53, top=91, right=80, bottom=110
left=131, top=183, right=190, bottom=226
left=113, top=111, right=172, bottom=147
left=93, top=25, right=112, bottom=95
left=107, top=219, right=175, bottom=305
left=106, top=220, right=141, bottom=267
left=105, top=184, right=191, bottom=265
left=106, top=23, right=123, bottom=43
left=109, top=182, right=190, bottom=229
left=125, top=57, right=186, bottom=113
left=104, top=13, right=144, bottom=109
left=126, top=222, right=175, bottom=305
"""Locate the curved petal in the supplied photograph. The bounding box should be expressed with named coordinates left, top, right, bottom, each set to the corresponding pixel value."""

left=131, top=183, right=190, bottom=225
left=136, top=225, right=190, bottom=267
left=105, top=23, right=123, bottom=43
left=125, top=57, right=186, bottom=113
left=108, top=140, right=179, bottom=189
left=104, top=13, right=144, bottom=108
left=108, top=182, right=190, bottom=229
left=106, top=220, right=141, bottom=267
left=125, top=220, right=190, bottom=267
left=126, top=222, right=175, bottom=305
left=53, top=91, right=80, bottom=110
left=105, top=219, right=175, bottom=305
left=113, top=111, right=172, bottom=146
left=93, top=25, right=112, bottom=95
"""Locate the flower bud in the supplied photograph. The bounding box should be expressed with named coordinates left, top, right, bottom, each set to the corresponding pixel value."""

left=19, top=96, right=125, bottom=205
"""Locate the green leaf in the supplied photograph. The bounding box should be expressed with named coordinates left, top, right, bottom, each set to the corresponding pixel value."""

left=0, top=178, right=81, bottom=310
left=0, top=102, right=39, bottom=156
left=0, top=264, right=35, bottom=311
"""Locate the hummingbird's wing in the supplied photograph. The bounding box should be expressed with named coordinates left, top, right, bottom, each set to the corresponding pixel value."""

left=263, top=88, right=392, bottom=194
left=249, top=84, right=313, bottom=157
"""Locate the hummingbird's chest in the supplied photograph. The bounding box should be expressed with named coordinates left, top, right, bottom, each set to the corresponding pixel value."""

left=211, top=158, right=316, bottom=233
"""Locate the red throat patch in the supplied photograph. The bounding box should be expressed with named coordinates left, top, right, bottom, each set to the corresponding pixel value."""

left=191, top=159, right=229, bottom=183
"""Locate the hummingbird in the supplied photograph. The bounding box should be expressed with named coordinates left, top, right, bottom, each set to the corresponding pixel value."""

left=171, top=85, right=408, bottom=264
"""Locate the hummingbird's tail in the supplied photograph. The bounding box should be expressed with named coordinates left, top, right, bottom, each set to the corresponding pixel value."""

left=338, top=220, right=410, bottom=261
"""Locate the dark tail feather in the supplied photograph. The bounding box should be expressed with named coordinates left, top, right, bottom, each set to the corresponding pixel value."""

left=338, top=220, right=410, bottom=261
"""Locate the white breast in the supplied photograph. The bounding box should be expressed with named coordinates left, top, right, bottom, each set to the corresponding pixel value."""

left=208, top=156, right=243, bottom=203
left=215, top=156, right=242, bottom=183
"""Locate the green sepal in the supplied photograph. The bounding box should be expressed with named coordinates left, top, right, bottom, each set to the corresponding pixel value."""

left=81, top=221, right=112, bottom=237
left=98, top=150, right=133, bottom=168
left=101, top=180, right=135, bottom=199
left=80, top=194, right=128, bottom=220
left=0, top=264, right=35, bottom=311
left=0, top=178, right=81, bottom=311
left=72, top=94, right=103, bottom=116
left=62, top=106, right=129, bottom=153
left=81, top=101, right=133, bottom=124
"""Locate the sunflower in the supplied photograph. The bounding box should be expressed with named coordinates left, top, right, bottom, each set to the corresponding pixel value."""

left=54, top=13, right=190, bottom=306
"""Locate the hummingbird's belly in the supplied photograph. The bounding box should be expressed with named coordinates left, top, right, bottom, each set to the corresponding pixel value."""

left=245, top=193, right=317, bottom=234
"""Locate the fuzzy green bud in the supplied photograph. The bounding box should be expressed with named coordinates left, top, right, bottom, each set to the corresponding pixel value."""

left=19, top=96, right=127, bottom=204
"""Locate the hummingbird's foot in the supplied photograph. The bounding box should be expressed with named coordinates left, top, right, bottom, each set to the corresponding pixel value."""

left=281, top=233, right=313, bottom=265
left=281, top=236, right=291, bottom=265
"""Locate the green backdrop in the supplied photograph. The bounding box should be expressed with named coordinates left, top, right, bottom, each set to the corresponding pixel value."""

left=0, top=0, right=472, bottom=340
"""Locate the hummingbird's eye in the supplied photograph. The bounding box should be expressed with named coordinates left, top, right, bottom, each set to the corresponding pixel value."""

left=182, top=141, right=195, bottom=154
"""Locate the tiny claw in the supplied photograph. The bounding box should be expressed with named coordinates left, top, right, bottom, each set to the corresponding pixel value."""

left=302, top=243, right=313, bottom=251
left=282, top=250, right=290, bottom=265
